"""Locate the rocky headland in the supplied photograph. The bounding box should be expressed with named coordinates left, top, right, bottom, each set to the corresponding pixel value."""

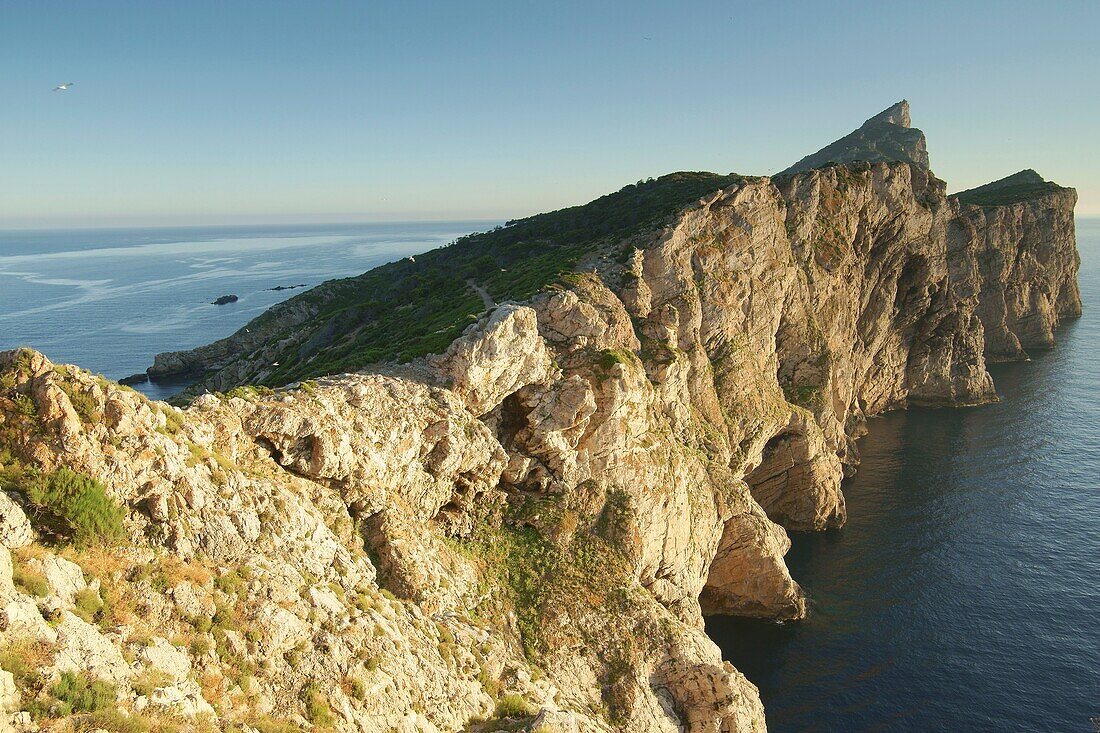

left=0, top=103, right=1080, bottom=732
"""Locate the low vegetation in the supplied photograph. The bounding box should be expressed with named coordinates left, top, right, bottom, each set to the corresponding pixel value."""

left=954, top=173, right=1066, bottom=207
left=225, top=172, right=747, bottom=386
left=2, top=466, right=126, bottom=546
left=445, top=491, right=635, bottom=663
left=44, top=671, right=117, bottom=716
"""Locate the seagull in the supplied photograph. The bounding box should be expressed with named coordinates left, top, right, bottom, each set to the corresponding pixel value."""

left=53, top=82, right=75, bottom=92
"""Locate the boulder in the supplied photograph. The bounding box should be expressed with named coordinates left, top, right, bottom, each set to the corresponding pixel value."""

left=0, top=494, right=32, bottom=550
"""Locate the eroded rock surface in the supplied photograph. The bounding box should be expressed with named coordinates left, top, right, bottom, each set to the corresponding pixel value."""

left=780, top=100, right=930, bottom=175
left=0, top=104, right=1080, bottom=733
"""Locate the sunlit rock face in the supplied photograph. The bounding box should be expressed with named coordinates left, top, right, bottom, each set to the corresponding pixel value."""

left=0, top=102, right=1079, bottom=733
left=780, top=100, right=929, bottom=175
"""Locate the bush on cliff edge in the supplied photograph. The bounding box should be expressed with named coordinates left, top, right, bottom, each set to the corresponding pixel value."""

left=12, top=466, right=126, bottom=546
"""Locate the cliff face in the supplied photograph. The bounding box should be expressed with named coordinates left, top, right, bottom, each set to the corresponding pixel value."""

left=0, top=107, right=1081, bottom=733
left=951, top=172, right=1081, bottom=361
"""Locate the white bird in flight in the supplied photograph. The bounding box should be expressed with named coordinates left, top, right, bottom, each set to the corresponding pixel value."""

left=53, top=82, right=75, bottom=91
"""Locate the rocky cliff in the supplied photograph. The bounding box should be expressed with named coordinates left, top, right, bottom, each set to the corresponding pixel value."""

left=0, top=105, right=1080, bottom=733
left=779, top=100, right=930, bottom=175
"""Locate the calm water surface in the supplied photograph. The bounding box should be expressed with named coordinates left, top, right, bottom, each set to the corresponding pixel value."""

left=708, top=219, right=1100, bottom=731
left=0, top=222, right=493, bottom=399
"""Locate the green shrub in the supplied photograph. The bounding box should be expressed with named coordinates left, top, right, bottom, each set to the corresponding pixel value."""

left=21, top=467, right=126, bottom=546
left=301, top=682, right=334, bottom=726
left=201, top=171, right=748, bottom=390
left=73, top=586, right=104, bottom=622
left=50, top=671, right=116, bottom=714
left=12, top=394, right=37, bottom=418
left=189, top=636, right=212, bottom=656
left=493, top=693, right=530, bottom=719
left=59, top=383, right=100, bottom=424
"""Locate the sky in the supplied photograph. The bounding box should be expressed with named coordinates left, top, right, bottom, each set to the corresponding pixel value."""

left=2, top=0, right=1098, bottom=228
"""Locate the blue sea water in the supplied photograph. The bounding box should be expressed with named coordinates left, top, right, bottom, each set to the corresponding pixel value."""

left=0, top=221, right=494, bottom=399
left=708, top=218, right=1100, bottom=732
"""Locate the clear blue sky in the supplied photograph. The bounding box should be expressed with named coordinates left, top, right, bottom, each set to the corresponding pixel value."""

left=2, top=0, right=1098, bottom=227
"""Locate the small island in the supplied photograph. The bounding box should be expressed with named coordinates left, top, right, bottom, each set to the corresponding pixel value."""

left=211, top=294, right=239, bottom=305
left=266, top=283, right=308, bottom=292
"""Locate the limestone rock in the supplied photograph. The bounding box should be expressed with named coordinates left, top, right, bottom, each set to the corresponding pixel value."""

left=429, top=304, right=556, bottom=417
left=531, top=708, right=581, bottom=733
left=137, top=637, right=191, bottom=682
left=141, top=681, right=215, bottom=717
left=0, top=548, right=11, bottom=597
left=0, top=102, right=1080, bottom=733
left=0, top=495, right=32, bottom=550
left=51, top=612, right=131, bottom=685
left=780, top=100, right=929, bottom=174
left=0, top=670, right=18, bottom=715
left=30, top=555, right=85, bottom=606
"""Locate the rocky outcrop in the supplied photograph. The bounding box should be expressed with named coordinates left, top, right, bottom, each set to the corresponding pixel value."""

left=0, top=104, right=1079, bottom=733
left=0, top=494, right=32, bottom=550
left=951, top=172, right=1081, bottom=360
left=147, top=295, right=323, bottom=382
left=780, top=100, right=929, bottom=175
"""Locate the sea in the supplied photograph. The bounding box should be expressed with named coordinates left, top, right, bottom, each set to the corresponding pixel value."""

left=0, top=222, right=495, bottom=400
left=1, top=219, right=1096, bottom=731
left=709, top=218, right=1100, bottom=732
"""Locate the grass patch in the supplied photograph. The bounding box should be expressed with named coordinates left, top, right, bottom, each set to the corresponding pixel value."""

left=58, top=382, right=101, bottom=424
left=0, top=636, right=52, bottom=690
left=158, top=407, right=185, bottom=436
left=247, top=716, right=307, bottom=733
left=73, top=586, right=104, bottom=622
left=447, top=499, right=633, bottom=659
left=131, top=669, right=174, bottom=698
left=782, top=383, right=823, bottom=410
left=597, top=348, right=636, bottom=372
left=12, top=562, right=49, bottom=597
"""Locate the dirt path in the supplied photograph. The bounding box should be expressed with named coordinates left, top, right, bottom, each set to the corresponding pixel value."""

left=466, top=279, right=496, bottom=309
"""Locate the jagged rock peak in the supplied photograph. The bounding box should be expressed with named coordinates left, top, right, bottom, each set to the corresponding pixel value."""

left=866, top=99, right=911, bottom=127
left=780, top=99, right=929, bottom=175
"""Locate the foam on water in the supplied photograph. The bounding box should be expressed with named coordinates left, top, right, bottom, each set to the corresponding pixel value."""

left=0, top=221, right=495, bottom=399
